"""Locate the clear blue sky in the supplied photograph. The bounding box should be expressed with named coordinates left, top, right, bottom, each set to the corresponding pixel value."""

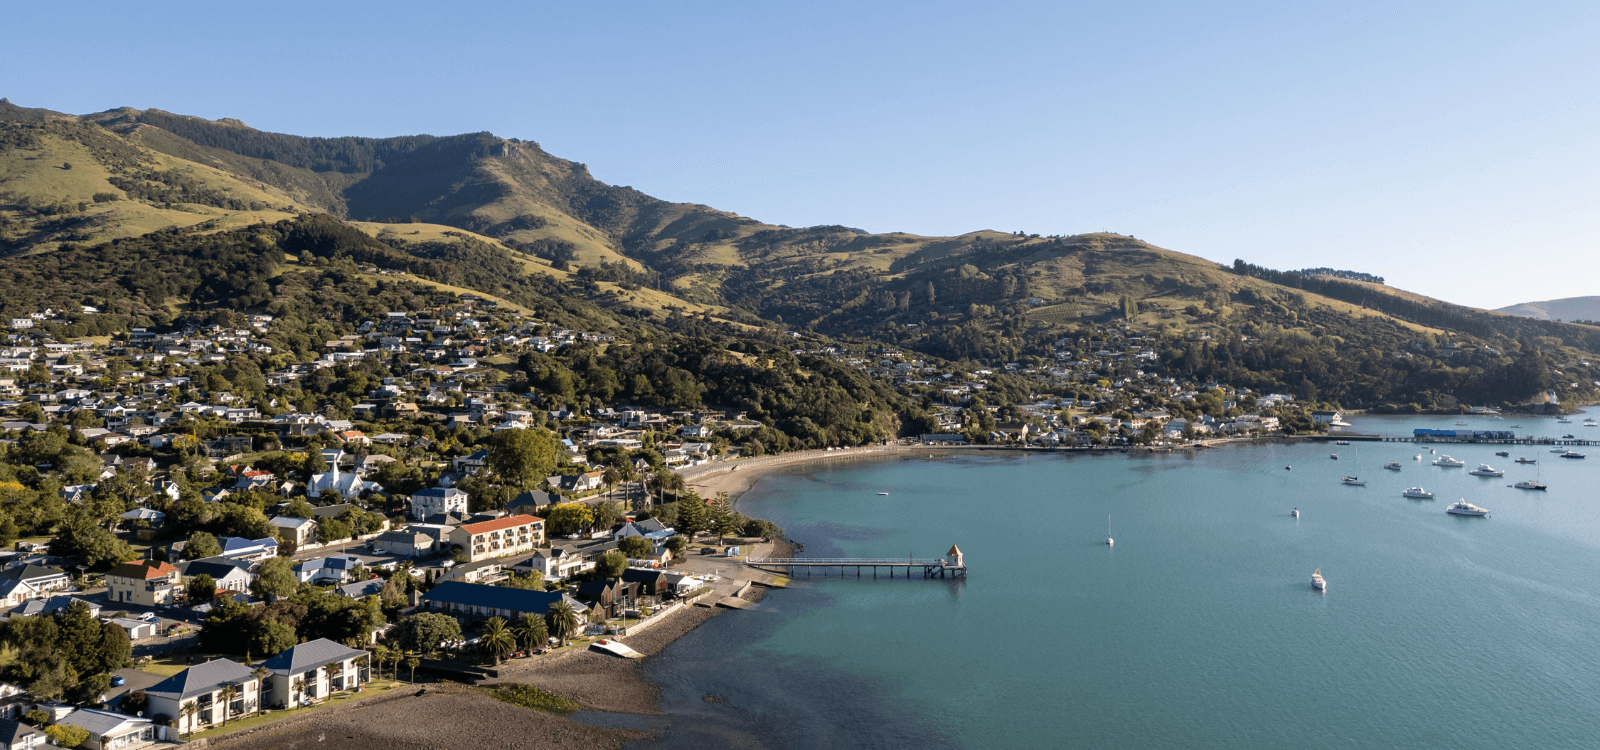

left=6, top=1, right=1597, bottom=309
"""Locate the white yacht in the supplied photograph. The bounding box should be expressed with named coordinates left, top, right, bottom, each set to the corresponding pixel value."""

left=1446, top=500, right=1490, bottom=517
left=1432, top=455, right=1465, bottom=467
left=1341, top=476, right=1366, bottom=486
left=1311, top=568, right=1327, bottom=591
left=1513, top=480, right=1547, bottom=491
left=1403, top=487, right=1435, bottom=499
left=1468, top=464, right=1504, bottom=477
left=1560, top=450, right=1586, bottom=459
left=1586, top=419, right=1598, bottom=427
left=1384, top=461, right=1402, bottom=471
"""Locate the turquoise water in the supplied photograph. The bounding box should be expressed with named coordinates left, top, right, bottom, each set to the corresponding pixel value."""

left=636, top=413, right=1600, bottom=749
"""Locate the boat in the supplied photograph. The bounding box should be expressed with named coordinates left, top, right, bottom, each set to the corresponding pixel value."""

left=1552, top=448, right=1569, bottom=453
left=1495, top=451, right=1510, bottom=457
left=1432, top=455, right=1465, bottom=467
left=1330, top=453, right=1339, bottom=460
left=1513, top=481, right=1547, bottom=491
left=1455, top=421, right=1468, bottom=426
left=1341, top=476, right=1366, bottom=486
left=1292, top=508, right=1300, bottom=518
left=1446, top=500, right=1490, bottom=517
left=877, top=492, right=889, bottom=496
left=1560, top=451, right=1586, bottom=459
left=1285, top=466, right=1292, bottom=470
left=1311, top=568, right=1327, bottom=591
left=1413, top=454, right=1422, bottom=461
left=1558, top=418, right=1572, bottom=424
left=1468, top=464, right=1504, bottom=477
left=1510, top=424, right=1522, bottom=428
left=591, top=639, right=645, bottom=658
left=1335, top=440, right=1351, bottom=446
left=1585, top=419, right=1598, bottom=427
left=1403, top=487, right=1435, bottom=499
left=1384, top=462, right=1402, bottom=471
left=1106, top=515, right=1113, bottom=547
left=1563, top=434, right=1576, bottom=439
left=1515, top=457, right=1537, bottom=464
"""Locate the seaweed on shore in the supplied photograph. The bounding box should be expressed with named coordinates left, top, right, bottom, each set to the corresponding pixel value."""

left=484, top=683, right=583, bottom=715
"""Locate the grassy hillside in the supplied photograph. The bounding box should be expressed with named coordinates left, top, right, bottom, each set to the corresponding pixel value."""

left=1498, top=296, right=1600, bottom=323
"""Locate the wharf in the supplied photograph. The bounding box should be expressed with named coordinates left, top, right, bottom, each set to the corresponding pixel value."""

left=746, top=545, right=968, bottom=579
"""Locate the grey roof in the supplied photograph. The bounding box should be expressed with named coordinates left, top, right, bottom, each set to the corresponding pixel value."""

left=336, top=579, right=385, bottom=599
left=270, top=516, right=316, bottom=529
left=146, top=658, right=255, bottom=701
left=16, top=595, right=98, bottom=617
left=262, top=638, right=368, bottom=676
left=179, top=558, right=251, bottom=580
left=422, top=581, right=587, bottom=615
left=59, top=708, right=151, bottom=736
left=0, top=718, right=39, bottom=744
left=0, top=564, right=65, bottom=582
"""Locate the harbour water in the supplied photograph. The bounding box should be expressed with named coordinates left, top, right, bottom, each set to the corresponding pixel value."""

left=631, top=413, right=1600, bottom=749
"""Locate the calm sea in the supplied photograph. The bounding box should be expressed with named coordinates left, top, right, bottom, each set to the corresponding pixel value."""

left=620, top=412, right=1600, bottom=749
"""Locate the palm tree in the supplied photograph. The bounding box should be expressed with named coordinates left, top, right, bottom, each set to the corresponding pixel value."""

left=515, top=613, right=548, bottom=653
left=218, top=685, right=239, bottom=727
left=546, top=601, right=579, bottom=647
left=179, top=700, right=199, bottom=736
left=602, top=468, right=620, bottom=502
left=251, top=668, right=269, bottom=715
left=481, top=616, right=515, bottom=666
left=290, top=675, right=306, bottom=707
left=405, top=656, right=420, bottom=683
left=371, top=645, right=394, bottom=680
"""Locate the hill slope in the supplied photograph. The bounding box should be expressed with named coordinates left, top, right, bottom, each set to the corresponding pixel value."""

left=1498, top=297, right=1600, bottom=323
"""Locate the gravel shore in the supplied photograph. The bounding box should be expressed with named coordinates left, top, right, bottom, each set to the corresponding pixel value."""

left=207, top=684, right=649, bottom=750
left=493, top=606, right=721, bottom=714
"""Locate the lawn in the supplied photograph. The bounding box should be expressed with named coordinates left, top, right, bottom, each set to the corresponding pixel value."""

left=187, top=678, right=407, bottom=740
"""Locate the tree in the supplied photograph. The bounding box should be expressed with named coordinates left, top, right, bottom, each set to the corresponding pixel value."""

left=405, top=656, right=420, bottom=683
left=665, top=536, right=688, bottom=558
left=546, top=601, right=579, bottom=647
left=290, top=675, right=306, bottom=705
left=597, top=551, right=628, bottom=579
left=544, top=503, right=593, bottom=537
left=185, top=531, right=222, bottom=560
left=180, top=700, right=200, bottom=735
left=45, top=725, right=90, bottom=748
left=251, top=556, right=298, bottom=600
left=218, top=684, right=239, bottom=727
left=481, top=616, right=515, bottom=665
left=371, top=645, right=395, bottom=680
left=283, top=497, right=315, bottom=519
left=710, top=504, right=740, bottom=545
left=515, top=613, right=548, bottom=653
left=486, top=428, right=560, bottom=488
left=187, top=574, right=217, bottom=603
left=392, top=613, right=461, bottom=654
left=590, top=501, right=620, bottom=533
left=618, top=536, right=654, bottom=559
left=248, top=618, right=297, bottom=656
left=675, top=498, right=706, bottom=537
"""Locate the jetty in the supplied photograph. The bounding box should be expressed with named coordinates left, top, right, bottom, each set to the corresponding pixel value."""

left=746, top=544, right=967, bottom=579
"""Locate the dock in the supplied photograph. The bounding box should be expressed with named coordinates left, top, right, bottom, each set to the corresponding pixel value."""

left=1312, top=434, right=1599, bottom=447
left=746, top=544, right=967, bottom=579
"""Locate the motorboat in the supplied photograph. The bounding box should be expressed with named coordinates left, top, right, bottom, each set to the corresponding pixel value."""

left=1495, top=451, right=1510, bottom=457
left=1291, top=508, right=1300, bottom=518
left=1312, top=568, right=1327, bottom=591
left=1560, top=451, right=1586, bottom=459
left=1468, top=464, right=1504, bottom=477
left=1557, top=418, right=1573, bottom=424
left=1446, top=500, right=1490, bottom=517
left=1551, top=448, right=1569, bottom=453
left=1585, top=419, right=1598, bottom=427
left=1513, top=481, right=1547, bottom=491
left=1384, top=462, right=1402, bottom=471
left=1515, top=457, right=1537, bottom=464
left=1341, top=476, right=1366, bottom=486
left=1510, top=424, right=1522, bottom=428
left=1106, top=515, right=1113, bottom=547
left=1563, top=434, right=1576, bottom=439
left=1414, top=454, right=1422, bottom=461
left=1335, top=440, right=1351, bottom=446
left=1330, top=453, right=1339, bottom=460
left=1455, top=421, right=1468, bottom=426
left=1432, top=455, right=1464, bottom=467
left=877, top=492, right=889, bottom=496
left=1402, top=487, right=1435, bottom=499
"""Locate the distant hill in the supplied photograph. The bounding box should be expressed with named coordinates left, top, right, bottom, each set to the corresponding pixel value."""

left=1497, top=297, right=1600, bottom=323
left=2, top=97, right=1599, bottom=411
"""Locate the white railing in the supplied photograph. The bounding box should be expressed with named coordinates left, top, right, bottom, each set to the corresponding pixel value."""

left=747, top=557, right=947, bottom=565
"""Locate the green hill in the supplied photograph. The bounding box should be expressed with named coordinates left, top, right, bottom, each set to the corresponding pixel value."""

left=2, top=98, right=1598, bottom=411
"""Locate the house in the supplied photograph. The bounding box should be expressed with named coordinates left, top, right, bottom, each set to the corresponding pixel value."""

left=370, top=529, right=434, bottom=557
left=145, top=658, right=260, bottom=735
left=410, top=487, right=468, bottom=520
left=439, top=558, right=510, bottom=586
left=107, top=617, right=160, bottom=640
left=178, top=559, right=252, bottom=595
left=269, top=516, right=317, bottom=547
left=118, top=508, right=166, bottom=529
left=506, top=490, right=556, bottom=515
left=613, top=518, right=674, bottom=543
left=292, top=555, right=364, bottom=586
left=0, top=718, right=42, bottom=750
left=0, top=565, right=70, bottom=605
left=217, top=536, right=278, bottom=563
left=306, top=464, right=379, bottom=499
left=421, top=581, right=589, bottom=624
left=105, top=559, right=182, bottom=607
left=619, top=568, right=671, bottom=597
left=336, top=579, right=385, bottom=599
left=572, top=579, right=640, bottom=620
left=56, top=709, right=162, bottom=750
left=447, top=515, right=545, bottom=563
left=15, top=596, right=100, bottom=618
left=546, top=471, right=604, bottom=494
left=261, top=638, right=371, bottom=708
left=514, top=547, right=593, bottom=581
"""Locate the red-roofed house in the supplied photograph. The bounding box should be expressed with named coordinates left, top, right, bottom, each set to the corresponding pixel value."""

left=448, top=514, right=546, bottom=562
left=106, top=558, right=182, bottom=606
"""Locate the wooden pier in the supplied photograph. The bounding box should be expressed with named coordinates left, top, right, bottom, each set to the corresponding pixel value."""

left=746, top=544, right=967, bottom=579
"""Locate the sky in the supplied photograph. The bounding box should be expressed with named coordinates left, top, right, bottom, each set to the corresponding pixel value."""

left=5, top=0, right=1598, bottom=309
